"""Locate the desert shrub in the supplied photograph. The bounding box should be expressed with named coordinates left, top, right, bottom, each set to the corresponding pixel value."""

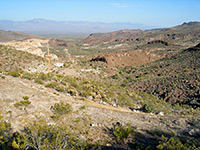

left=55, top=85, right=65, bottom=92
left=142, top=103, right=157, bottom=113
left=157, top=135, right=199, bottom=150
left=67, top=88, right=79, bottom=96
left=80, top=90, right=92, bottom=97
left=11, top=132, right=27, bottom=150
left=0, top=115, right=12, bottom=149
left=109, top=123, right=137, bottom=145
left=22, top=119, right=94, bottom=150
left=38, top=72, right=49, bottom=81
left=45, top=82, right=59, bottom=89
left=112, top=74, right=119, bottom=79
left=14, top=100, right=31, bottom=108
left=0, top=75, right=5, bottom=79
left=10, top=71, right=20, bottom=77
left=79, top=106, right=86, bottom=110
left=113, top=125, right=132, bottom=144
left=14, top=97, right=31, bottom=113
left=34, top=78, right=44, bottom=84
left=51, top=101, right=72, bottom=116
left=22, top=72, right=34, bottom=80
left=22, top=96, right=29, bottom=100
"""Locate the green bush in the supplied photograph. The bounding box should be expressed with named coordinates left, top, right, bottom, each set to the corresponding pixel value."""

left=112, top=123, right=137, bottom=145
left=14, top=97, right=31, bottom=113
left=112, top=74, right=119, bottom=79
left=38, top=72, right=49, bottom=81
left=67, top=88, right=79, bottom=96
left=0, top=115, right=12, bottom=149
left=22, top=119, right=93, bottom=150
left=10, top=71, right=20, bottom=77
left=157, top=135, right=199, bottom=150
left=79, top=106, right=86, bottom=110
left=22, top=72, right=34, bottom=80
left=34, top=78, right=44, bottom=84
left=55, top=86, right=65, bottom=92
left=51, top=101, right=72, bottom=116
left=22, top=96, right=29, bottom=100
left=45, top=82, right=59, bottom=89
left=142, top=103, right=157, bottom=113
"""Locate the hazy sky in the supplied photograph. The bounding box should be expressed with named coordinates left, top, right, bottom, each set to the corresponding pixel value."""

left=0, top=0, right=200, bottom=27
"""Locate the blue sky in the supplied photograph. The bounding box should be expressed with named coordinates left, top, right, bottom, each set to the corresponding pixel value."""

left=0, top=0, right=200, bottom=27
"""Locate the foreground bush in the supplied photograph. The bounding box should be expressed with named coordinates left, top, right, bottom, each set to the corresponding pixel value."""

left=12, top=120, right=94, bottom=150
left=157, top=135, right=200, bottom=150
left=0, top=115, right=12, bottom=149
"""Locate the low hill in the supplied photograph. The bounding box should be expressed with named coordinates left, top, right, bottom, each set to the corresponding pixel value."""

left=0, top=30, right=40, bottom=42
left=83, top=29, right=144, bottom=45
left=117, top=43, right=200, bottom=107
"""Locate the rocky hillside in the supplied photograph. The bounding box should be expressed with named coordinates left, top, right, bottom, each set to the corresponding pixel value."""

left=90, top=50, right=162, bottom=76
left=117, top=43, right=200, bottom=107
left=83, top=29, right=144, bottom=45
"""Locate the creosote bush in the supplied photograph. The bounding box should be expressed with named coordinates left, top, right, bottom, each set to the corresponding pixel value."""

left=142, top=103, right=157, bottom=113
left=51, top=101, right=72, bottom=118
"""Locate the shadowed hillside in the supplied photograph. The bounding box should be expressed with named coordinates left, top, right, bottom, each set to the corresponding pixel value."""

left=117, top=43, right=200, bottom=107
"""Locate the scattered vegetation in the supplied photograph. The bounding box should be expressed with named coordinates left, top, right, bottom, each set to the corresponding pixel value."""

left=14, top=96, right=31, bottom=113
left=116, top=43, right=200, bottom=109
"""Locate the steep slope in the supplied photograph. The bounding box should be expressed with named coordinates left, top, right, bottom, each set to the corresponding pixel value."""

left=118, top=43, right=200, bottom=107
left=0, top=30, right=40, bottom=42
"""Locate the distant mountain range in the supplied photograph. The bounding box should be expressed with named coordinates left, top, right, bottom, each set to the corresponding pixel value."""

left=0, top=18, right=154, bottom=35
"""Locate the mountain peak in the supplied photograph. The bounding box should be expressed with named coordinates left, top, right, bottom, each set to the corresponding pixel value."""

left=182, top=21, right=200, bottom=26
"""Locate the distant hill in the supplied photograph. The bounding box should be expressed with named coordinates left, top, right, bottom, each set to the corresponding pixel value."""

left=0, top=19, right=153, bottom=35
left=0, top=30, right=40, bottom=42
left=83, top=21, right=200, bottom=46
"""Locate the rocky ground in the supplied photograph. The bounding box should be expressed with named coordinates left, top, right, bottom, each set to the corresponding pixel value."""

left=0, top=75, right=198, bottom=146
